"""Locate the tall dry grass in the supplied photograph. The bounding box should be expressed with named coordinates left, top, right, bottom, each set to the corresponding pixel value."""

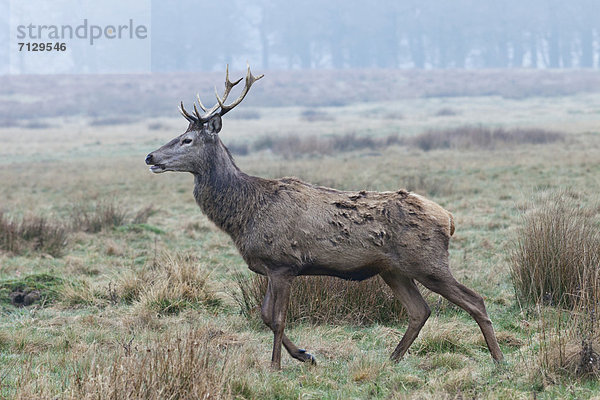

left=233, top=273, right=407, bottom=326
left=12, top=328, right=239, bottom=399
left=511, top=190, right=600, bottom=308
left=511, top=190, right=600, bottom=380
left=120, top=253, right=221, bottom=315
left=59, top=252, right=220, bottom=313
left=0, top=212, right=68, bottom=257
left=535, top=307, right=600, bottom=381
left=70, top=201, right=130, bottom=233
left=0, top=202, right=154, bottom=257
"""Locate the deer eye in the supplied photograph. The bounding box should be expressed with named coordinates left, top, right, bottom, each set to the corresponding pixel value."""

left=182, top=138, right=192, bottom=145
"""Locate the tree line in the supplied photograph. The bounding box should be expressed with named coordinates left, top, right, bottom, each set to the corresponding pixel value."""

left=151, top=0, right=600, bottom=71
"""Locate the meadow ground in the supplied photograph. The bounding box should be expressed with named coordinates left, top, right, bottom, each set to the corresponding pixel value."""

left=1, top=70, right=600, bottom=398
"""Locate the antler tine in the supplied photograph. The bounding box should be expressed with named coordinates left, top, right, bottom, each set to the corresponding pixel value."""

left=196, top=93, right=208, bottom=112
left=224, top=64, right=244, bottom=92
left=182, top=65, right=261, bottom=123
left=179, top=101, right=198, bottom=123
left=217, top=64, right=264, bottom=117
left=193, top=103, right=202, bottom=120
left=197, top=64, right=244, bottom=121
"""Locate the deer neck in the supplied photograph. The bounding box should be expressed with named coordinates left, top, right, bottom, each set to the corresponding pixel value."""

left=192, top=141, right=258, bottom=239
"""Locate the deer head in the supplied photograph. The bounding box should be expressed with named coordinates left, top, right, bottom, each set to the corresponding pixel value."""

left=145, top=65, right=263, bottom=174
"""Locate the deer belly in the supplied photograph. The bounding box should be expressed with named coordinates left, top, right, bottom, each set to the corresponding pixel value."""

left=297, top=262, right=384, bottom=281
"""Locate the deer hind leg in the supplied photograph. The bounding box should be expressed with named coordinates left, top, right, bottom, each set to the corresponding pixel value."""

left=418, top=271, right=504, bottom=362
left=380, top=271, right=431, bottom=362
left=261, top=274, right=315, bottom=369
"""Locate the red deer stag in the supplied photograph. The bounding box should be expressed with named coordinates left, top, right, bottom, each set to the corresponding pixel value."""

left=145, top=66, right=504, bottom=370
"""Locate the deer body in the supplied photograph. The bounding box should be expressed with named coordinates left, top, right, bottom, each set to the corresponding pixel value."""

left=146, top=66, right=504, bottom=369
left=196, top=162, right=453, bottom=280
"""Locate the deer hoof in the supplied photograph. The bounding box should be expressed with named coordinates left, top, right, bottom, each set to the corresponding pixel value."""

left=298, top=349, right=317, bottom=365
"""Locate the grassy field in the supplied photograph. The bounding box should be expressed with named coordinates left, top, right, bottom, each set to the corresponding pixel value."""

left=1, top=70, right=600, bottom=398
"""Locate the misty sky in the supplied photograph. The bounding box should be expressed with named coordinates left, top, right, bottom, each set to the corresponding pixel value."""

left=2, top=0, right=600, bottom=74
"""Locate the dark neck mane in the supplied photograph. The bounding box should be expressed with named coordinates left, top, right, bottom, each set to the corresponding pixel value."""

left=192, top=140, right=264, bottom=240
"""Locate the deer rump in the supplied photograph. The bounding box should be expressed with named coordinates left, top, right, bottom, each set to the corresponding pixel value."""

left=240, top=178, right=455, bottom=281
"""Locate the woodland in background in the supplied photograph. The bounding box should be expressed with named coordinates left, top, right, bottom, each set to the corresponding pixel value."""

left=152, top=0, right=600, bottom=70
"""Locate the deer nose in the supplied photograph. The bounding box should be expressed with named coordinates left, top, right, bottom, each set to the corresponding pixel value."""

left=145, top=154, right=153, bottom=165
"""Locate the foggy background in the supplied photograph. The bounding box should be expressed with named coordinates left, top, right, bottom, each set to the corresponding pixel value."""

left=2, top=0, right=600, bottom=121
left=2, top=0, right=600, bottom=74
left=153, top=0, right=600, bottom=71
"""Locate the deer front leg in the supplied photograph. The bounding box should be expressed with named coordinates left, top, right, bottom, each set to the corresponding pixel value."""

left=262, top=272, right=298, bottom=370
left=267, top=274, right=290, bottom=370
left=261, top=276, right=316, bottom=366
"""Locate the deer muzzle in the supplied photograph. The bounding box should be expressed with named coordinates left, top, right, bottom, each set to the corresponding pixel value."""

left=145, top=153, right=166, bottom=173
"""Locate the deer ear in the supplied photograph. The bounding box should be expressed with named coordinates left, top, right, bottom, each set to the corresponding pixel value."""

left=206, top=114, right=222, bottom=135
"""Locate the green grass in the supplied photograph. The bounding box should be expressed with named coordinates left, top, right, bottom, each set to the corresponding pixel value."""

left=1, top=85, right=600, bottom=398
left=116, top=223, right=165, bottom=235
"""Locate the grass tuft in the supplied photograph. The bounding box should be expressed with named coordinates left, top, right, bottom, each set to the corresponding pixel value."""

left=131, top=205, right=155, bottom=224
left=0, top=212, right=68, bottom=256
left=541, top=334, right=600, bottom=380
left=13, top=328, right=238, bottom=399
left=57, top=253, right=220, bottom=314
left=122, top=253, right=221, bottom=315
left=529, top=304, right=600, bottom=382
left=70, top=201, right=129, bottom=233
left=59, top=280, right=104, bottom=307
left=512, top=189, right=600, bottom=380
left=232, top=273, right=407, bottom=326
left=511, top=190, right=600, bottom=308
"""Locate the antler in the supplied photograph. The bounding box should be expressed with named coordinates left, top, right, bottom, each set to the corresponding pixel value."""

left=179, top=101, right=197, bottom=123
left=179, top=64, right=263, bottom=124
left=216, top=64, right=264, bottom=117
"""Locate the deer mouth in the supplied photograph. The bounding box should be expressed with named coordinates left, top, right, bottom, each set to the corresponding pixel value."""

left=149, top=163, right=166, bottom=173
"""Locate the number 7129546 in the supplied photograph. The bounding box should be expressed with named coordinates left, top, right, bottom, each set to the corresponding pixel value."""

left=18, top=42, right=67, bottom=51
